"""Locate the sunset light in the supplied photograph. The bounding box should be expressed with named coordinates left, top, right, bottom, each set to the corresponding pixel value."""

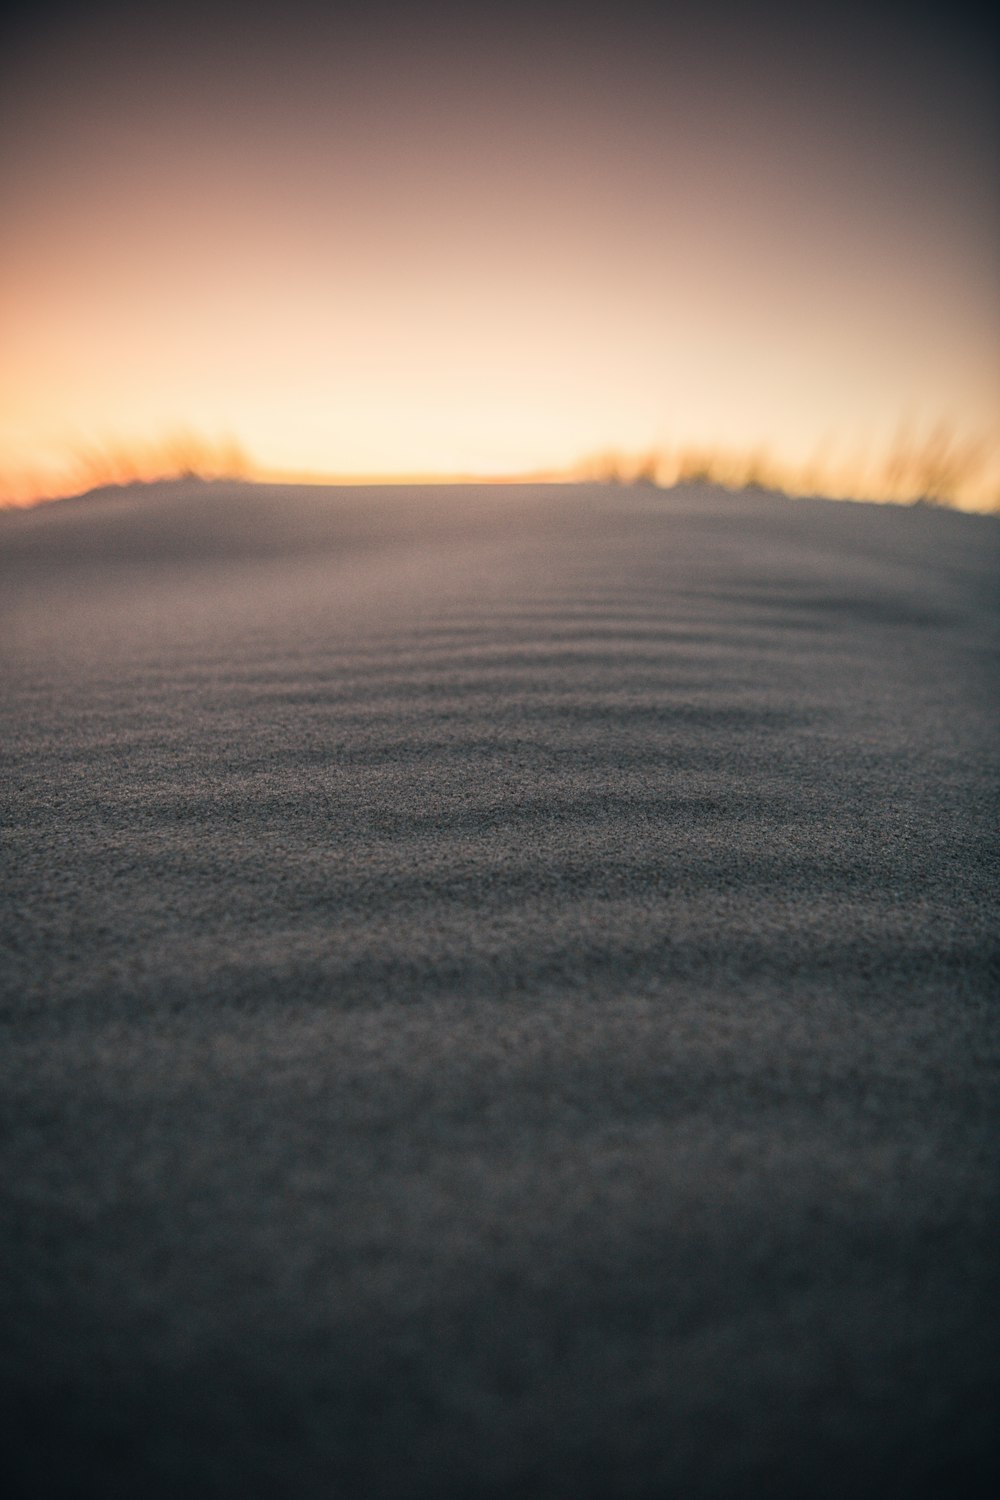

left=3, top=6, right=999, bottom=1495
left=2, top=0, right=997, bottom=507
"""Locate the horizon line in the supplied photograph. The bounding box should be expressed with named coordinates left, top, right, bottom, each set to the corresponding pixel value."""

left=5, top=467, right=999, bottom=519
left=3, top=427, right=999, bottom=514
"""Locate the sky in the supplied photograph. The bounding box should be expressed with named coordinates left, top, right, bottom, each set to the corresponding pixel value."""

left=1, top=0, right=998, bottom=506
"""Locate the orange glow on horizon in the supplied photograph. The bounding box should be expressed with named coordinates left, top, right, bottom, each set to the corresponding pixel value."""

left=2, top=5, right=998, bottom=514
left=2, top=424, right=997, bottom=513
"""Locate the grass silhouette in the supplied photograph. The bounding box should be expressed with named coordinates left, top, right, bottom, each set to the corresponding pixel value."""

left=575, top=423, right=999, bottom=510
left=3, top=422, right=997, bottom=511
left=0, top=430, right=251, bottom=507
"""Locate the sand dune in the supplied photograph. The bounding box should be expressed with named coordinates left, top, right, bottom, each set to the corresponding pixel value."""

left=1, top=481, right=998, bottom=1496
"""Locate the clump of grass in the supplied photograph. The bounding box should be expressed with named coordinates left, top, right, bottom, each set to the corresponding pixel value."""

left=578, top=445, right=787, bottom=494
left=1, top=430, right=252, bottom=507
left=67, top=430, right=252, bottom=494
left=879, top=422, right=995, bottom=507
left=575, top=423, right=999, bottom=509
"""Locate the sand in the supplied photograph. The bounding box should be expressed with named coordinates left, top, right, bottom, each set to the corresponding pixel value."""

left=1, top=480, right=998, bottom=1497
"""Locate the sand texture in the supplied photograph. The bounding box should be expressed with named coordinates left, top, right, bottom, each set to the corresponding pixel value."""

left=1, top=481, right=998, bottom=1496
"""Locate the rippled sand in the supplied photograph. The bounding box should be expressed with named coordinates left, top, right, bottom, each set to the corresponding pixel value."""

left=2, top=480, right=998, bottom=1496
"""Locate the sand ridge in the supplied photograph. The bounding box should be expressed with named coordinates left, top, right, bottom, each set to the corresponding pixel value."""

left=1, top=481, right=998, bottom=1496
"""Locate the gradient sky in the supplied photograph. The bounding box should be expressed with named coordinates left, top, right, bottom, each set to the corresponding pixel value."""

left=2, top=0, right=997, bottom=504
